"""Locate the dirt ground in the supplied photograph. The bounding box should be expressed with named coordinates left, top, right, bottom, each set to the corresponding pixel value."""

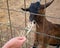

left=0, top=0, right=60, bottom=48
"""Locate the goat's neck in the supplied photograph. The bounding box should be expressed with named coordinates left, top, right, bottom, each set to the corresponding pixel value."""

left=36, top=16, right=46, bottom=25
left=36, top=9, right=47, bottom=32
left=36, top=16, right=46, bottom=32
left=36, top=9, right=46, bottom=25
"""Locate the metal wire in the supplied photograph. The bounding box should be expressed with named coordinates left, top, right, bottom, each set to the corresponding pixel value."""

left=0, top=22, right=60, bottom=40
left=6, top=0, right=13, bottom=38
left=24, top=0, right=26, bottom=36
left=0, top=8, right=60, bottom=19
left=7, top=23, right=60, bottom=40
left=36, top=32, right=60, bottom=40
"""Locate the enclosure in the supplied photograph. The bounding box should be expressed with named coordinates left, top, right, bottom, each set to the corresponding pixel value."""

left=0, top=0, right=60, bottom=48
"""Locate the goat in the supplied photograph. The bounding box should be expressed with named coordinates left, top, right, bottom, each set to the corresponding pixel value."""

left=21, top=0, right=60, bottom=48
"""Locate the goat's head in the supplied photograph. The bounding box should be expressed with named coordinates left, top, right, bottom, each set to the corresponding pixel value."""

left=21, top=0, right=54, bottom=22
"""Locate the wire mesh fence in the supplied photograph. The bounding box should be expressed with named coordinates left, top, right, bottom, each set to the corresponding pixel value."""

left=0, top=0, right=60, bottom=48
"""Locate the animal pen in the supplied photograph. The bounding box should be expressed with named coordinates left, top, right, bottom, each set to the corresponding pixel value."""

left=0, top=0, right=60, bottom=48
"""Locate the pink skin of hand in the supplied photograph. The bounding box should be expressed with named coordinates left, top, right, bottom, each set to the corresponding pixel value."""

left=2, top=37, right=26, bottom=48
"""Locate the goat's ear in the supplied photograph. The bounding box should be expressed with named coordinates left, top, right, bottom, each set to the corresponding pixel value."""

left=21, top=8, right=29, bottom=11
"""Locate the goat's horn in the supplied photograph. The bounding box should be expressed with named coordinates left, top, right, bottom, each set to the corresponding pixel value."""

left=40, top=0, right=54, bottom=9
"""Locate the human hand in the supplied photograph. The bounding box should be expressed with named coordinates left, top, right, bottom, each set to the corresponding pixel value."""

left=2, top=37, right=26, bottom=48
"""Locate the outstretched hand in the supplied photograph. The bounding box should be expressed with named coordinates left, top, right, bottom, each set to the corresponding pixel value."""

left=2, top=37, right=26, bottom=48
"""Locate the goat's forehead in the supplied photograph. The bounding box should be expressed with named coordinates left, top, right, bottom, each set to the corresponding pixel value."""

left=28, top=2, right=40, bottom=13
left=29, top=2, right=40, bottom=9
